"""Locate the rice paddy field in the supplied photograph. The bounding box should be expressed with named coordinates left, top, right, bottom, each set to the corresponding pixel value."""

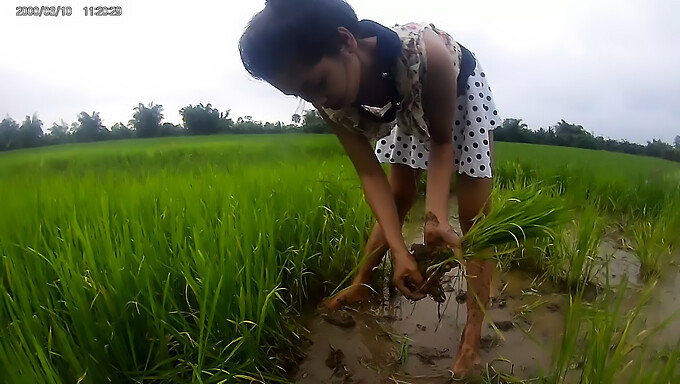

left=1, top=134, right=679, bottom=383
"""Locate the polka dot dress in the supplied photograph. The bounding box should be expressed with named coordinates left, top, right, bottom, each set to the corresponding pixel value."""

left=375, top=61, right=499, bottom=178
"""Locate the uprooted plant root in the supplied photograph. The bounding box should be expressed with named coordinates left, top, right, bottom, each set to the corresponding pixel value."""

left=407, top=211, right=463, bottom=303
left=410, top=243, right=460, bottom=303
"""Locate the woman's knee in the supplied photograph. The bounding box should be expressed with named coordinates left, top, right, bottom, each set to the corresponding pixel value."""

left=389, top=164, right=421, bottom=215
left=457, top=175, right=493, bottom=233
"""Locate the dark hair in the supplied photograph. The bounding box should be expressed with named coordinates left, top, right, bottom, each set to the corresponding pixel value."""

left=239, top=0, right=360, bottom=81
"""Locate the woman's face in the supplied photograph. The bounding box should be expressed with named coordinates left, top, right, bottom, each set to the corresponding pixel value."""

left=269, top=28, right=362, bottom=110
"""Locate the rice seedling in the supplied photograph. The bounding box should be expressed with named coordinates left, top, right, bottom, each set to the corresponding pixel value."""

left=631, top=211, right=673, bottom=281
left=561, top=205, right=605, bottom=292
left=415, top=183, right=570, bottom=292
left=0, top=140, right=374, bottom=383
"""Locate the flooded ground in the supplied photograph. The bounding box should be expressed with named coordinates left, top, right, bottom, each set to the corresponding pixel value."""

left=291, top=199, right=680, bottom=383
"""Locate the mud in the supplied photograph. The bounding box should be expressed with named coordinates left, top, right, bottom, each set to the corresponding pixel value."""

left=292, top=199, right=680, bottom=383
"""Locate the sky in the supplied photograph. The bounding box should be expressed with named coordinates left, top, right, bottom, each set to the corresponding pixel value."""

left=1, top=0, right=678, bottom=144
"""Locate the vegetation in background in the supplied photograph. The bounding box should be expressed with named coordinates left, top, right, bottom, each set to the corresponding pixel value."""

left=1, top=136, right=679, bottom=383
left=1, top=103, right=679, bottom=163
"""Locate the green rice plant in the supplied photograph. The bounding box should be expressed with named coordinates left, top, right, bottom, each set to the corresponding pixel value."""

left=0, top=140, right=374, bottom=383
left=431, top=182, right=570, bottom=274
left=2, top=136, right=680, bottom=383
left=540, top=294, right=587, bottom=383
left=627, top=343, right=680, bottom=384
left=631, top=212, right=672, bottom=281
left=464, top=185, right=569, bottom=257
left=541, top=278, right=680, bottom=384
left=563, top=205, right=605, bottom=292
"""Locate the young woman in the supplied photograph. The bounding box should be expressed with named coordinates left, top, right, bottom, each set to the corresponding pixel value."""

left=239, top=0, right=498, bottom=376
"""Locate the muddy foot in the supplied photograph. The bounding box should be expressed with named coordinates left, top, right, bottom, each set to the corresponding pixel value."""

left=322, top=283, right=372, bottom=309
left=450, top=344, right=482, bottom=379
left=321, top=310, right=356, bottom=329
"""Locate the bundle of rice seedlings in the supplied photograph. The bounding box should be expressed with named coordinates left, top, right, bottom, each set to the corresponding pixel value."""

left=412, top=184, right=570, bottom=301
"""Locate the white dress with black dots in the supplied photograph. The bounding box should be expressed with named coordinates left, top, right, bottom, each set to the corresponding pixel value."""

left=375, top=62, right=499, bottom=178
left=318, top=22, right=500, bottom=178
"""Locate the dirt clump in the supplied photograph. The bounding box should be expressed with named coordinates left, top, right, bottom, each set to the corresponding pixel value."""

left=325, top=345, right=352, bottom=382
left=414, top=347, right=452, bottom=366
left=410, top=243, right=458, bottom=303
left=322, top=310, right=357, bottom=329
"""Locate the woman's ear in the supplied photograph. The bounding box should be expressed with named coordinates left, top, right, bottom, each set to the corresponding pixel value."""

left=337, top=27, right=358, bottom=54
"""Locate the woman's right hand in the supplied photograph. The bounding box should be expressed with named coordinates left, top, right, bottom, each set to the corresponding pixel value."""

left=392, top=249, right=427, bottom=301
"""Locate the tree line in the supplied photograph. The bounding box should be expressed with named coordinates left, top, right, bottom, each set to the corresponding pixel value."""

left=494, top=118, right=680, bottom=163
left=1, top=102, right=679, bottom=163
left=0, top=102, right=331, bottom=151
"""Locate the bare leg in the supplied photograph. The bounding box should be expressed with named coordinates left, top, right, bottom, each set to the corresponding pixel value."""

left=323, top=163, right=423, bottom=308
left=452, top=135, right=495, bottom=377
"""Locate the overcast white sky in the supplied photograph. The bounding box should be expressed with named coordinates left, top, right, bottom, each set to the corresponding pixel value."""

left=1, top=0, right=678, bottom=144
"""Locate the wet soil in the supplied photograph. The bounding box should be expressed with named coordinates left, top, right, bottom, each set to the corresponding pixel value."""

left=291, top=199, right=680, bottom=383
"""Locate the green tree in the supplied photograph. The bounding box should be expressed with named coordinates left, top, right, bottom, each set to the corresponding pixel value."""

left=552, top=120, right=595, bottom=149
left=644, top=139, right=674, bottom=159
left=18, top=113, right=44, bottom=148
left=110, top=122, right=134, bottom=140
left=301, top=110, right=330, bottom=133
left=48, top=120, right=70, bottom=138
left=180, top=103, right=232, bottom=135
left=159, top=122, right=185, bottom=136
left=46, top=119, right=71, bottom=145
left=674, top=135, right=680, bottom=149
left=130, top=102, right=163, bottom=138
left=494, top=118, right=535, bottom=143
left=72, top=112, right=108, bottom=142
left=0, top=116, right=20, bottom=151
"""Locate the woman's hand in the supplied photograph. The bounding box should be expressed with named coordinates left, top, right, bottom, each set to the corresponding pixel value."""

left=392, top=249, right=427, bottom=301
left=424, top=212, right=463, bottom=257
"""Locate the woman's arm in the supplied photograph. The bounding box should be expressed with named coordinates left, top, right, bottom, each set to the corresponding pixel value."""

left=421, top=28, right=462, bottom=251
left=316, top=108, right=425, bottom=299
left=422, top=28, right=457, bottom=224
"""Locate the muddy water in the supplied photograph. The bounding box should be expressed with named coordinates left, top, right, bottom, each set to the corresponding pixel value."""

left=292, top=199, right=680, bottom=383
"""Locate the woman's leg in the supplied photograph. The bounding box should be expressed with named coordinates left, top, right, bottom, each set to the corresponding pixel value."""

left=452, top=133, right=495, bottom=376
left=324, top=163, right=423, bottom=308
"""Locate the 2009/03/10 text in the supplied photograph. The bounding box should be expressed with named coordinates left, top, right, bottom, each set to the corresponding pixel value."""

left=16, top=6, right=73, bottom=17
left=16, top=6, right=123, bottom=17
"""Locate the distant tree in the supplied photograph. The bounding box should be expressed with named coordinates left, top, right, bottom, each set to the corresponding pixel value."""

left=18, top=113, right=44, bottom=148
left=48, top=119, right=70, bottom=138
left=0, top=116, right=20, bottom=151
left=130, top=102, right=163, bottom=138
left=180, top=103, right=232, bottom=135
left=644, top=139, right=674, bottom=159
left=552, top=120, right=596, bottom=149
left=234, top=116, right=265, bottom=133
left=72, top=112, right=108, bottom=142
left=674, top=135, right=680, bottom=149
left=292, top=113, right=301, bottom=125
left=159, top=122, right=186, bottom=136
left=494, top=118, right=534, bottom=143
left=110, top=122, right=134, bottom=140
left=301, top=110, right=331, bottom=133
left=45, top=119, right=71, bottom=145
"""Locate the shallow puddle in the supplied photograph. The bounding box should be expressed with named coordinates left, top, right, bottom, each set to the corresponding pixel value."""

left=291, top=199, right=680, bottom=383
